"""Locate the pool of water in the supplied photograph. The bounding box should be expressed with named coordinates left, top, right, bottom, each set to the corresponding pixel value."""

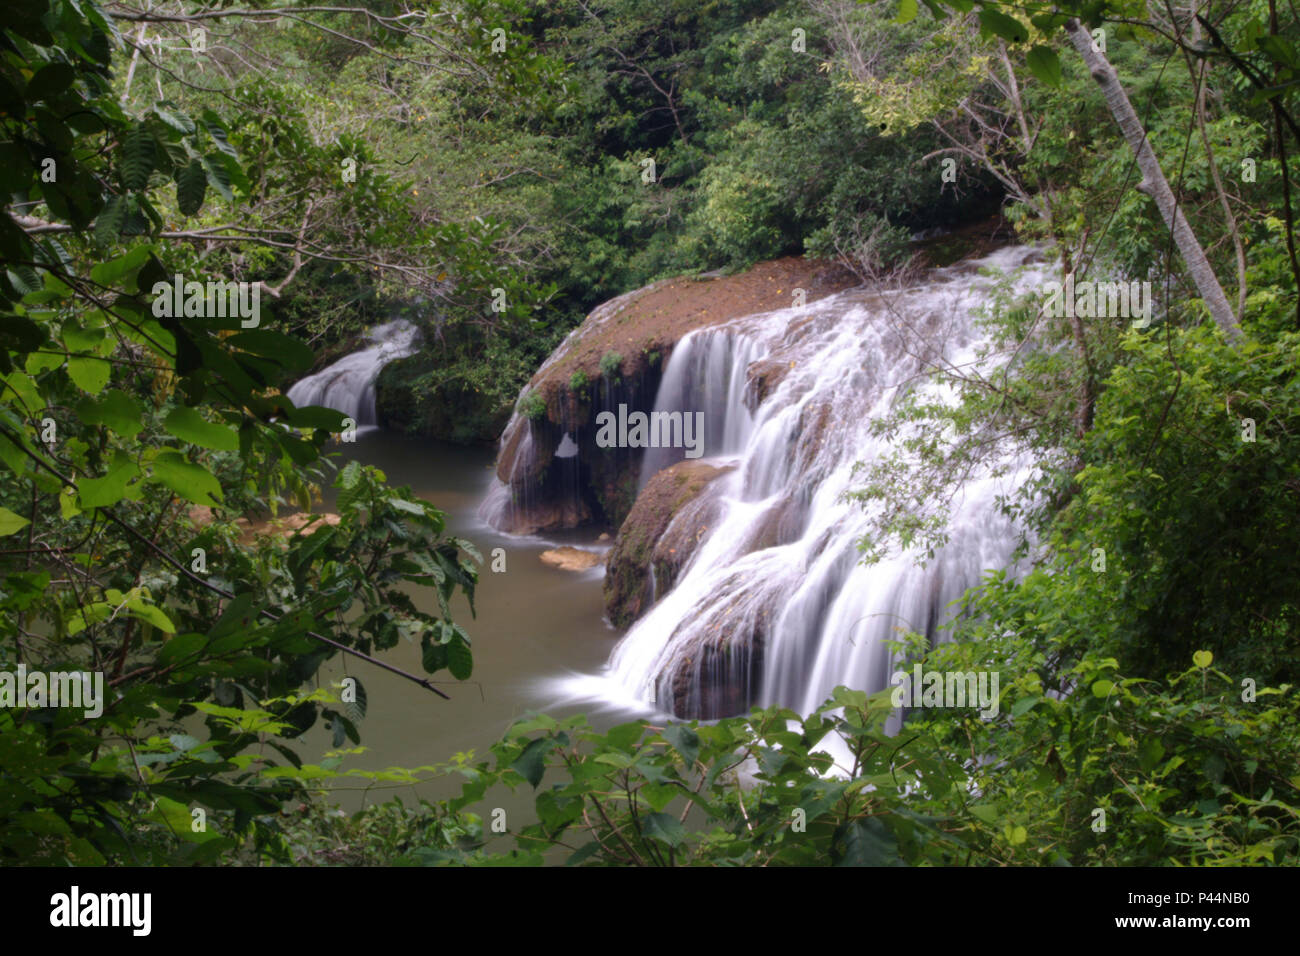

left=294, top=429, right=647, bottom=825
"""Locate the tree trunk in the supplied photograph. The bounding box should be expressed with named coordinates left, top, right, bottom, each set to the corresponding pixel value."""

left=1064, top=19, right=1241, bottom=342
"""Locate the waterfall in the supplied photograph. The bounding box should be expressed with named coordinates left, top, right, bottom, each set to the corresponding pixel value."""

left=639, top=328, right=764, bottom=486
left=584, top=246, right=1048, bottom=717
left=286, top=320, right=419, bottom=427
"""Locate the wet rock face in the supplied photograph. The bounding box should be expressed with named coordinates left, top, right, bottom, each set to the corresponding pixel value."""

left=660, top=589, right=770, bottom=719
left=603, top=460, right=735, bottom=629
left=485, top=257, right=856, bottom=536
left=664, top=638, right=765, bottom=720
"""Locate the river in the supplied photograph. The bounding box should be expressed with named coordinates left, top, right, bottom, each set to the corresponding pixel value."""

left=308, top=429, right=641, bottom=816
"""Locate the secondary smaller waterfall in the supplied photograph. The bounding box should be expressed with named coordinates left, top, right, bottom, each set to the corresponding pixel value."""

left=287, top=320, right=419, bottom=426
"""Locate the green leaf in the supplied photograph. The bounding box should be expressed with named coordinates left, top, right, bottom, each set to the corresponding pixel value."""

left=202, top=153, right=233, bottom=201
left=977, top=9, right=1028, bottom=44
left=640, top=811, right=687, bottom=848
left=896, top=0, right=918, bottom=23
left=605, top=721, right=645, bottom=752
left=127, top=596, right=176, bottom=634
left=1, top=314, right=46, bottom=354
left=510, top=737, right=552, bottom=788
left=94, top=195, right=126, bottom=245
left=1026, top=45, right=1062, bottom=87
left=837, top=818, right=900, bottom=866
left=337, top=460, right=363, bottom=491
left=661, top=723, right=700, bottom=767
left=344, top=677, right=367, bottom=724
left=447, top=636, right=473, bottom=680
left=121, top=123, right=156, bottom=191
left=26, top=63, right=76, bottom=102
left=281, top=403, right=346, bottom=431
left=152, top=106, right=196, bottom=135
left=421, top=636, right=447, bottom=673
left=90, top=244, right=154, bottom=286
left=164, top=406, right=238, bottom=451
left=0, top=505, right=30, bottom=536
left=201, top=111, right=238, bottom=157
left=1091, top=679, right=1115, bottom=698
left=564, top=842, right=603, bottom=866
left=228, top=331, right=314, bottom=371
left=67, top=356, right=111, bottom=394
left=1192, top=650, right=1213, bottom=669
left=151, top=449, right=223, bottom=505
left=1010, top=696, right=1040, bottom=718
left=76, top=390, right=144, bottom=438
left=78, top=455, right=140, bottom=509
left=157, top=632, right=207, bottom=666
left=176, top=159, right=207, bottom=217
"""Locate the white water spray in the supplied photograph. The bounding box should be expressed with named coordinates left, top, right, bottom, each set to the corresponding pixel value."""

left=286, top=320, right=419, bottom=426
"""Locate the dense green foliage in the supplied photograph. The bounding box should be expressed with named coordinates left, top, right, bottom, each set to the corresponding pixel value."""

left=2, top=0, right=1298, bottom=867
left=0, top=0, right=485, bottom=863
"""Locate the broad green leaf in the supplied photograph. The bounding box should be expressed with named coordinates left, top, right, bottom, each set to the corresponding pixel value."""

left=228, top=330, right=314, bottom=371
left=67, top=356, right=111, bottom=394
left=510, top=737, right=552, bottom=788
left=94, top=195, right=126, bottom=244
left=164, top=406, right=238, bottom=451
left=78, top=455, right=140, bottom=509
left=0, top=505, right=29, bottom=536
left=640, top=811, right=687, bottom=848
left=26, top=63, right=76, bottom=102
left=447, top=636, right=473, bottom=680
left=176, top=159, right=206, bottom=216
left=337, top=460, right=363, bottom=491
left=1026, top=45, right=1062, bottom=87
left=127, top=596, right=176, bottom=634
left=151, top=449, right=223, bottom=505
left=89, top=244, right=153, bottom=286
left=896, top=0, right=918, bottom=23
left=153, top=106, right=195, bottom=135
left=837, top=818, right=900, bottom=866
left=121, top=123, right=156, bottom=190
left=67, top=601, right=115, bottom=636
left=202, top=153, right=233, bottom=201
left=1192, top=650, right=1213, bottom=669
left=661, top=723, right=700, bottom=767
left=201, top=110, right=238, bottom=157
left=76, top=389, right=144, bottom=438
left=977, top=8, right=1028, bottom=43
left=604, top=720, right=644, bottom=753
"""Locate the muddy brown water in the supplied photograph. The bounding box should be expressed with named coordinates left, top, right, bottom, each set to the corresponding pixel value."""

left=299, top=429, right=642, bottom=834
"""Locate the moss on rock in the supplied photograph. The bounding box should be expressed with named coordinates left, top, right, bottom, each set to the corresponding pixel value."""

left=604, top=460, right=735, bottom=629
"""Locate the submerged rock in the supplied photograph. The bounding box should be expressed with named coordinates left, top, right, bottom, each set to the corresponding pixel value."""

left=540, top=547, right=603, bottom=572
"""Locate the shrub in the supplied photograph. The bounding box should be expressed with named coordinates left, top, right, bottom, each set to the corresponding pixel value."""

left=518, top=389, right=547, bottom=421
left=600, top=351, right=623, bottom=380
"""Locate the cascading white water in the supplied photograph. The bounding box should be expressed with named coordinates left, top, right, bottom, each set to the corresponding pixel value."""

left=639, top=328, right=765, bottom=486
left=580, top=246, right=1049, bottom=716
left=286, top=320, right=419, bottom=426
